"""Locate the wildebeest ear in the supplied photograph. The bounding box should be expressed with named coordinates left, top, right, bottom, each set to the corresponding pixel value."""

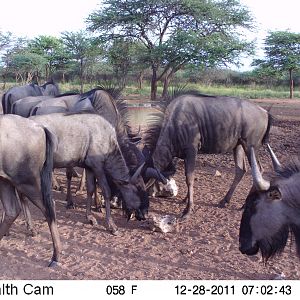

left=267, top=186, right=282, bottom=201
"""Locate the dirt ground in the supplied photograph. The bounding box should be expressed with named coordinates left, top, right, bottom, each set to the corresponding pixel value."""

left=1, top=98, right=300, bottom=280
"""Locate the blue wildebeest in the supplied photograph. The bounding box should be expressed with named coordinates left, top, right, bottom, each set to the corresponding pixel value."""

left=239, top=145, right=300, bottom=262
left=28, top=113, right=149, bottom=234
left=0, top=114, right=60, bottom=266
left=145, top=91, right=272, bottom=218
left=11, top=88, right=120, bottom=197
left=28, top=88, right=161, bottom=203
left=1, top=80, right=60, bottom=114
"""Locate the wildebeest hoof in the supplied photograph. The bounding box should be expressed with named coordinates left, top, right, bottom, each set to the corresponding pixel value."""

left=66, top=203, right=76, bottom=209
left=87, top=215, right=98, bottom=226
left=180, top=211, right=190, bottom=220
left=110, top=228, right=120, bottom=236
left=107, top=224, right=119, bottom=236
left=217, top=201, right=227, bottom=208
left=48, top=260, right=59, bottom=268
left=29, top=228, right=38, bottom=237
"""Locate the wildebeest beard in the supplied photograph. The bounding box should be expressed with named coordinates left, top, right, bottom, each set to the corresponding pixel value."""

left=258, top=224, right=289, bottom=264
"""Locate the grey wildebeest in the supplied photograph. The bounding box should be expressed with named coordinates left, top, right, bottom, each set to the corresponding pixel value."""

left=0, top=114, right=60, bottom=266
left=239, top=145, right=300, bottom=262
left=28, top=113, right=149, bottom=234
left=145, top=91, right=272, bottom=218
left=1, top=80, right=60, bottom=114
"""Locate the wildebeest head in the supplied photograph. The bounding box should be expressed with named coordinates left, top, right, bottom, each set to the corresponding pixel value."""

left=239, top=146, right=300, bottom=262
left=117, top=163, right=149, bottom=221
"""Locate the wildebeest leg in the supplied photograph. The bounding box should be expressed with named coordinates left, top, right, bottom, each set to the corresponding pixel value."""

left=92, top=169, right=118, bottom=234
left=26, top=192, right=61, bottom=267
left=52, top=174, right=62, bottom=191
left=218, top=144, right=247, bottom=208
left=19, top=193, right=37, bottom=236
left=94, top=185, right=104, bottom=211
left=76, top=169, right=86, bottom=194
left=66, top=167, right=75, bottom=209
left=181, top=148, right=197, bottom=219
left=85, top=169, right=99, bottom=226
left=0, top=181, right=21, bottom=239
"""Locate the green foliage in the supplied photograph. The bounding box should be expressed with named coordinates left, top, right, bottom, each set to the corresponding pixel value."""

left=87, top=0, right=254, bottom=99
left=7, top=51, right=47, bottom=83
left=252, top=31, right=300, bottom=98
left=253, top=31, right=300, bottom=72
left=0, top=31, right=12, bottom=51
left=28, top=35, right=66, bottom=78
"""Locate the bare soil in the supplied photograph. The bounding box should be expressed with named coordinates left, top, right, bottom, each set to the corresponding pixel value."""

left=1, top=98, right=300, bottom=280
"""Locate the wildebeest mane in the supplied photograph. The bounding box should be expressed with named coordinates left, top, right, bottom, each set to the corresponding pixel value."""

left=263, top=157, right=300, bottom=261
left=272, top=157, right=300, bottom=211
left=79, top=86, right=142, bottom=172
left=143, top=109, right=165, bottom=154
left=143, top=88, right=212, bottom=153
left=275, top=157, right=300, bottom=179
left=161, top=87, right=215, bottom=108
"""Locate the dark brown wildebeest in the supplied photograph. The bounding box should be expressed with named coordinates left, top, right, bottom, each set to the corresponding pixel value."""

left=0, top=114, right=60, bottom=266
left=145, top=91, right=272, bottom=218
left=239, top=145, right=300, bottom=262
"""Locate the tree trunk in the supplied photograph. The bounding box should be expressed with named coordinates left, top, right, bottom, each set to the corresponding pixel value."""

left=80, top=59, right=84, bottom=94
left=289, top=69, right=294, bottom=99
left=137, top=70, right=144, bottom=90
left=162, top=67, right=176, bottom=99
left=150, top=66, right=158, bottom=100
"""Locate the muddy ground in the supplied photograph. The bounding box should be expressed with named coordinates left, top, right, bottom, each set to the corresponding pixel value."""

left=1, top=98, right=300, bottom=280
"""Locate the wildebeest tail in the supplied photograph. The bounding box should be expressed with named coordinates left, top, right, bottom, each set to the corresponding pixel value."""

left=262, top=112, right=273, bottom=144
left=40, top=127, right=57, bottom=221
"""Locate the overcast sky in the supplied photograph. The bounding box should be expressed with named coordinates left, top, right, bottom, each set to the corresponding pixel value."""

left=0, top=0, right=299, bottom=70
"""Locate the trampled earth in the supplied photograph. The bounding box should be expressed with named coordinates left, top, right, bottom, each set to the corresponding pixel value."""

left=0, top=98, right=300, bottom=280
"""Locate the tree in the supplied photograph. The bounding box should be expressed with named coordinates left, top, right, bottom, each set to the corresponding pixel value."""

left=106, top=38, right=149, bottom=88
left=61, top=30, right=101, bottom=92
left=0, top=31, right=12, bottom=51
left=28, top=35, right=66, bottom=80
left=7, top=51, right=46, bottom=83
left=252, top=31, right=300, bottom=98
left=1, top=36, right=31, bottom=86
left=87, top=0, right=254, bottom=99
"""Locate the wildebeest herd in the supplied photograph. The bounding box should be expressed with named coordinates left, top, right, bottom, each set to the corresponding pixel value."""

left=1, top=81, right=300, bottom=269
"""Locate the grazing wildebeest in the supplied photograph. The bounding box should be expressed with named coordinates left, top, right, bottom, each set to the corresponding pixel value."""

left=145, top=91, right=272, bottom=218
left=29, top=113, right=149, bottom=234
left=1, top=80, right=60, bottom=114
left=239, top=145, right=300, bottom=262
left=29, top=88, right=161, bottom=206
left=0, top=115, right=60, bottom=266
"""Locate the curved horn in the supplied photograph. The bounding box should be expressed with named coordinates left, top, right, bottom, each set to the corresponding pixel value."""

left=250, top=147, right=270, bottom=191
left=144, top=167, right=167, bottom=184
left=266, top=144, right=282, bottom=173
left=130, top=162, right=145, bottom=183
